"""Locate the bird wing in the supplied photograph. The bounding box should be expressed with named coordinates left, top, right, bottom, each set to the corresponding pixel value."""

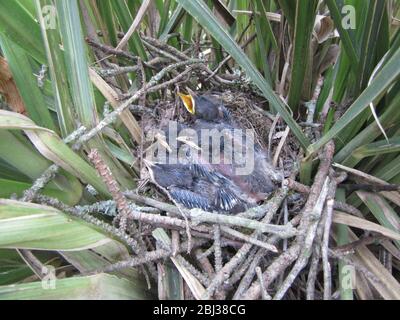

left=168, top=186, right=212, bottom=212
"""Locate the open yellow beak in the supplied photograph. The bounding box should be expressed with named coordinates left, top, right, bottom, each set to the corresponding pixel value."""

left=178, top=93, right=196, bottom=115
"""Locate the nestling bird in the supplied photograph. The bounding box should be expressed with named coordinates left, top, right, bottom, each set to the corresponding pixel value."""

left=143, top=93, right=283, bottom=214
left=178, top=92, right=233, bottom=124
left=143, top=159, right=250, bottom=214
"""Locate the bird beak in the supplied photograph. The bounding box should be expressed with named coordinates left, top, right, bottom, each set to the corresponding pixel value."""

left=155, top=133, right=172, bottom=153
left=142, top=158, right=155, bottom=169
left=178, top=93, right=196, bottom=115
left=176, top=136, right=202, bottom=151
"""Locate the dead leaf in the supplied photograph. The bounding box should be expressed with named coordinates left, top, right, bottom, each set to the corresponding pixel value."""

left=0, top=56, right=26, bottom=114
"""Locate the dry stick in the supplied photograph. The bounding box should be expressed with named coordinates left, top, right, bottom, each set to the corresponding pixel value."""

left=189, top=209, right=296, bottom=238
left=197, top=245, right=215, bottom=260
left=322, top=199, right=335, bottom=300
left=126, top=191, right=289, bottom=247
left=232, top=247, right=265, bottom=299
left=242, top=142, right=335, bottom=300
left=36, top=195, right=142, bottom=254
left=195, top=249, right=215, bottom=277
left=213, top=225, right=223, bottom=272
left=273, top=178, right=330, bottom=300
left=88, top=149, right=131, bottom=232
left=287, top=178, right=363, bottom=217
left=17, top=249, right=46, bottom=280
left=224, top=247, right=259, bottom=292
left=328, top=249, right=382, bottom=286
left=273, top=143, right=335, bottom=300
left=142, top=35, right=234, bottom=85
left=202, top=187, right=288, bottom=299
left=21, top=164, right=60, bottom=202
left=116, top=0, right=151, bottom=50
left=306, top=226, right=323, bottom=300
left=98, top=57, right=168, bottom=77
left=142, top=35, right=189, bottom=61
left=256, top=267, right=272, bottom=300
left=195, top=249, right=226, bottom=300
left=76, top=60, right=203, bottom=148
left=125, top=192, right=181, bottom=215
left=87, top=37, right=138, bottom=62
left=87, top=150, right=158, bottom=280
left=146, top=176, right=194, bottom=255
left=19, top=127, right=86, bottom=269
left=221, top=226, right=278, bottom=252
left=21, top=126, right=86, bottom=202
left=76, top=200, right=161, bottom=216
left=86, top=239, right=207, bottom=275
left=171, top=230, right=180, bottom=257
left=173, top=255, right=211, bottom=287
left=232, top=198, right=300, bottom=300
left=306, top=175, right=338, bottom=300
left=142, top=40, right=181, bottom=63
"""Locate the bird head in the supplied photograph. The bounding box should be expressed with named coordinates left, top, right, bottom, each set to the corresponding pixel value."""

left=178, top=91, right=221, bottom=121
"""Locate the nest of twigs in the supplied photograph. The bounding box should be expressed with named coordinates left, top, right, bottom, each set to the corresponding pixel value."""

left=72, top=35, right=370, bottom=300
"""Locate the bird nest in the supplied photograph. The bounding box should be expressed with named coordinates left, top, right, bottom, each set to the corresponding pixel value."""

left=77, top=36, right=346, bottom=300
left=140, top=89, right=300, bottom=178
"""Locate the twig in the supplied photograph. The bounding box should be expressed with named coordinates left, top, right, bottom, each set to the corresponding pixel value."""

left=20, top=126, right=86, bottom=202
left=87, top=37, right=138, bottom=62
left=221, top=226, right=278, bottom=252
left=77, top=60, right=202, bottom=147
left=213, top=225, right=223, bottom=272
left=88, top=149, right=132, bottom=233
left=287, top=179, right=363, bottom=217
left=232, top=248, right=268, bottom=300
left=242, top=142, right=335, bottom=300
left=273, top=177, right=330, bottom=300
left=36, top=195, right=142, bottom=255
left=322, top=199, right=334, bottom=300
left=17, top=249, right=47, bottom=280
left=116, top=0, right=151, bottom=50
left=202, top=187, right=288, bottom=299
left=21, top=164, right=59, bottom=202
left=195, top=249, right=215, bottom=277
left=86, top=239, right=207, bottom=275
left=189, top=208, right=296, bottom=238
left=175, top=255, right=211, bottom=287
left=256, top=267, right=271, bottom=300
left=328, top=249, right=383, bottom=286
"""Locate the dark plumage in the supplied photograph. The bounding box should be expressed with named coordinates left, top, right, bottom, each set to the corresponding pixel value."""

left=144, top=161, right=249, bottom=214
left=144, top=94, right=283, bottom=214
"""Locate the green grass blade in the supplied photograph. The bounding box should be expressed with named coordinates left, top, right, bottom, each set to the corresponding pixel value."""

left=0, top=36, right=56, bottom=131
left=35, top=0, right=76, bottom=138
left=0, top=199, right=115, bottom=250
left=325, top=0, right=359, bottom=73
left=0, top=273, right=152, bottom=300
left=308, top=46, right=400, bottom=156
left=287, top=0, right=318, bottom=110
left=0, top=0, right=45, bottom=63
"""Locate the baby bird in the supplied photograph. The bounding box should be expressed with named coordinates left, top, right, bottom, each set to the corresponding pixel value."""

left=143, top=93, right=283, bottom=214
